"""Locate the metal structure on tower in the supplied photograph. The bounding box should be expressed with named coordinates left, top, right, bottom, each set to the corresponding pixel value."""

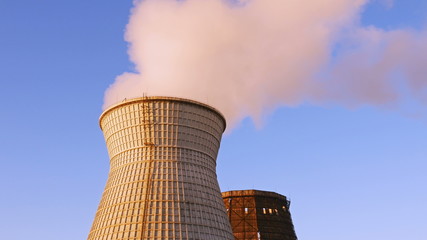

left=222, top=190, right=298, bottom=240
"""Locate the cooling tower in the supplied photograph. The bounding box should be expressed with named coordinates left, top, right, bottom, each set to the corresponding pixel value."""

left=87, top=97, right=233, bottom=240
left=222, top=190, right=298, bottom=240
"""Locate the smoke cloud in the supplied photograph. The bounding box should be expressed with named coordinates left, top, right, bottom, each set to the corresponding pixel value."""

left=104, top=0, right=427, bottom=128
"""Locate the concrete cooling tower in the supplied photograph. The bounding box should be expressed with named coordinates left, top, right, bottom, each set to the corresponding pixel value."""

left=87, top=97, right=234, bottom=240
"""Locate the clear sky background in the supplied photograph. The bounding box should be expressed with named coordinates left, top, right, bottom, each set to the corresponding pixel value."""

left=0, top=0, right=426, bottom=239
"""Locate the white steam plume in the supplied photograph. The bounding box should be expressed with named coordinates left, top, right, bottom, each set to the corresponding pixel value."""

left=104, top=0, right=427, bottom=128
left=315, top=27, right=427, bottom=108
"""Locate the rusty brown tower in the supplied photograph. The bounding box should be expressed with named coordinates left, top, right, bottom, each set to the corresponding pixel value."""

left=222, top=190, right=297, bottom=240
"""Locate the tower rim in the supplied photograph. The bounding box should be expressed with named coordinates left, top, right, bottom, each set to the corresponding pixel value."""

left=222, top=189, right=288, bottom=201
left=99, top=96, right=227, bottom=131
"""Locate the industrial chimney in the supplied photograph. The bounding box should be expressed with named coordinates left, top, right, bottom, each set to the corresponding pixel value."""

left=87, top=97, right=233, bottom=240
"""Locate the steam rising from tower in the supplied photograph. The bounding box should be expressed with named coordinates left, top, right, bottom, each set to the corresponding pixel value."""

left=88, top=97, right=233, bottom=240
left=104, top=0, right=427, bottom=127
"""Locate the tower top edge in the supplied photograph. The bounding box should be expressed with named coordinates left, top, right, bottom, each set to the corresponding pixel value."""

left=222, top=189, right=288, bottom=201
left=99, top=96, right=227, bottom=130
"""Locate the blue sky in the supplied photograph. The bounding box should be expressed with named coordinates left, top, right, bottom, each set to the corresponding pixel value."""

left=0, top=1, right=426, bottom=239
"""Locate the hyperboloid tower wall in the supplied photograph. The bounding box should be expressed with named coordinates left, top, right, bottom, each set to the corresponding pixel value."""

left=222, top=190, right=298, bottom=240
left=88, top=97, right=234, bottom=240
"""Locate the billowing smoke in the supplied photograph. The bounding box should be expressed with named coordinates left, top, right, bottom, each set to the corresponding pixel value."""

left=315, top=27, right=427, bottom=109
left=104, top=0, right=427, bottom=128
